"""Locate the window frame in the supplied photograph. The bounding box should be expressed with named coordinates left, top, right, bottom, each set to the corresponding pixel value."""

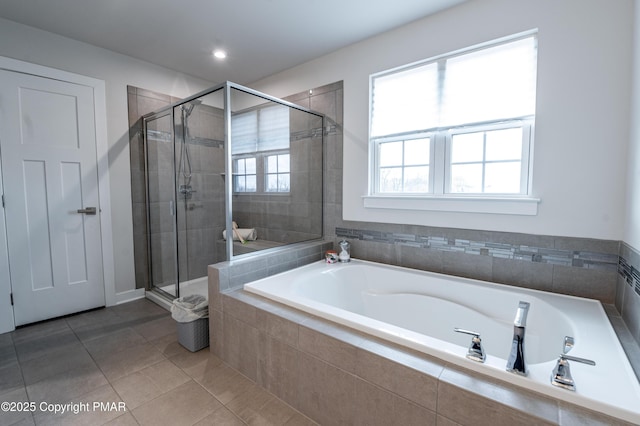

left=232, top=150, right=291, bottom=195
left=367, top=31, right=539, bottom=214
left=373, top=132, right=435, bottom=194
left=231, top=103, right=291, bottom=195
left=232, top=155, right=257, bottom=193
left=443, top=119, right=534, bottom=196
left=264, top=151, right=291, bottom=193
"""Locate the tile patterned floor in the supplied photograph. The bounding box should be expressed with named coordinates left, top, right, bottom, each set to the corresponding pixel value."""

left=0, top=299, right=317, bottom=426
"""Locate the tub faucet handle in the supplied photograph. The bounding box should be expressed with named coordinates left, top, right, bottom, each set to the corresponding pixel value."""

left=454, top=328, right=486, bottom=363
left=551, top=336, right=595, bottom=391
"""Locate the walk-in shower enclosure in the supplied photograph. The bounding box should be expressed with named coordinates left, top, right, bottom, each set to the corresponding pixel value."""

left=142, top=82, right=324, bottom=299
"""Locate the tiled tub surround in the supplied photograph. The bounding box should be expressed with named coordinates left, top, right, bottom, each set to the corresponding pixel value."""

left=244, top=258, right=640, bottom=422
left=618, top=242, right=640, bottom=354
left=208, top=261, right=637, bottom=425
left=332, top=227, right=640, bottom=351
left=334, top=227, right=620, bottom=304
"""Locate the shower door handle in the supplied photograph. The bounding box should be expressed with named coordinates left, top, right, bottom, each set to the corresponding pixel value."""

left=77, top=207, right=96, bottom=215
left=169, top=200, right=175, bottom=216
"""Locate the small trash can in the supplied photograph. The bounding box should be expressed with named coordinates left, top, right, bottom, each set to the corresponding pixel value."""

left=171, top=294, right=209, bottom=352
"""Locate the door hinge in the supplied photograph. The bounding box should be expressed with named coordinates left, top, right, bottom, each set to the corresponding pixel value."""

left=10, top=293, right=13, bottom=306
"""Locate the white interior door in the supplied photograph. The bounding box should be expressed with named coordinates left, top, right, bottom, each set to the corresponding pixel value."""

left=0, top=69, right=105, bottom=326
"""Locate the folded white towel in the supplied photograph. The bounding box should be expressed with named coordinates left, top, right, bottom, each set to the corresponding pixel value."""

left=222, top=228, right=257, bottom=241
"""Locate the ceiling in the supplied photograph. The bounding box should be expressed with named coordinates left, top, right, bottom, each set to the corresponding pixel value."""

left=0, top=0, right=467, bottom=84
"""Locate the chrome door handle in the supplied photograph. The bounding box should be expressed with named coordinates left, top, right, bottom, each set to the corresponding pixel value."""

left=77, top=207, right=96, bottom=215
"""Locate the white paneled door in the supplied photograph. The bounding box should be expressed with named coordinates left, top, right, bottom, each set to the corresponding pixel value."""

left=0, top=69, right=105, bottom=326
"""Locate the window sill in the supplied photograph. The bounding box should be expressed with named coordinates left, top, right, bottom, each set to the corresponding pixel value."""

left=362, top=195, right=540, bottom=216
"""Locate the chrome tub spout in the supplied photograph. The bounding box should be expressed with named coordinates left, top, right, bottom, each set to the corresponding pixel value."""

left=506, top=301, right=530, bottom=376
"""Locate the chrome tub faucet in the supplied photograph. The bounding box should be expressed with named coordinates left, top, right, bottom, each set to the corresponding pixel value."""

left=506, top=301, right=530, bottom=376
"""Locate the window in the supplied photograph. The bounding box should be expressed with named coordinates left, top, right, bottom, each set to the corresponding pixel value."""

left=377, top=137, right=431, bottom=193
left=231, top=105, right=290, bottom=193
left=266, top=153, right=290, bottom=192
left=233, top=157, right=256, bottom=192
left=370, top=33, right=537, bottom=199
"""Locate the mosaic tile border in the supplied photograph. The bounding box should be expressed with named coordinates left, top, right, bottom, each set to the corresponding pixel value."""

left=619, top=256, right=640, bottom=297
left=291, top=124, right=338, bottom=141
left=335, top=227, right=619, bottom=272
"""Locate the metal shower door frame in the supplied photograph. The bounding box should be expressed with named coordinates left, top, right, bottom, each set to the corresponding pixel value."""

left=142, top=108, right=180, bottom=297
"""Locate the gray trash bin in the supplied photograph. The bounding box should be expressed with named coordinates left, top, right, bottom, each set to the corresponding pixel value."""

left=171, top=294, right=209, bottom=352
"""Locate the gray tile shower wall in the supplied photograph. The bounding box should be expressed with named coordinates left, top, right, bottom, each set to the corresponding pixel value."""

left=127, top=86, right=227, bottom=290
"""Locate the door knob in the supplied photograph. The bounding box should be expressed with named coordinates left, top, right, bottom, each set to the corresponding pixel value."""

left=77, top=207, right=97, bottom=215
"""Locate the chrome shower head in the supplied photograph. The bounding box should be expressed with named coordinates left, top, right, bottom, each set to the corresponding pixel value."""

left=182, top=99, right=202, bottom=117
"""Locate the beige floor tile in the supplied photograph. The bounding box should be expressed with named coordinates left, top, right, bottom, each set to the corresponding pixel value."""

left=283, top=412, right=318, bottom=426
left=93, top=343, right=166, bottom=382
left=246, top=397, right=299, bottom=426
left=131, top=380, right=222, bottom=426
left=104, top=412, right=140, bottom=426
left=13, top=328, right=79, bottom=363
left=168, top=348, right=223, bottom=381
left=0, top=333, right=18, bottom=369
left=148, top=333, right=185, bottom=358
left=20, top=341, right=95, bottom=385
left=226, top=383, right=274, bottom=422
left=7, top=298, right=323, bottom=426
left=0, top=361, right=24, bottom=395
left=110, top=299, right=168, bottom=323
left=194, top=406, right=245, bottom=426
left=65, top=308, right=124, bottom=332
left=112, top=359, right=190, bottom=409
left=83, top=328, right=147, bottom=358
left=72, top=315, right=133, bottom=343
left=34, top=384, right=126, bottom=426
left=0, top=387, right=35, bottom=426
left=10, top=318, right=70, bottom=346
left=6, top=415, right=36, bottom=425
left=131, top=316, right=175, bottom=341
left=197, top=363, right=254, bottom=405
left=110, top=372, right=162, bottom=411
left=26, top=362, right=109, bottom=405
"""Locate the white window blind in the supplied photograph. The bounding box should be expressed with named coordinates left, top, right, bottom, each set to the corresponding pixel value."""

left=230, top=110, right=257, bottom=154
left=440, top=37, right=537, bottom=127
left=231, top=105, right=289, bottom=154
left=371, top=64, right=439, bottom=137
left=370, top=35, right=537, bottom=138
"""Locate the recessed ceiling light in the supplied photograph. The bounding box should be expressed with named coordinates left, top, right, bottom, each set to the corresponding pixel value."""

left=213, top=50, right=227, bottom=59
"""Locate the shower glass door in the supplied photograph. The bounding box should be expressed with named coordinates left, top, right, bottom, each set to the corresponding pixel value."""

left=173, top=89, right=226, bottom=293
left=144, top=111, right=178, bottom=297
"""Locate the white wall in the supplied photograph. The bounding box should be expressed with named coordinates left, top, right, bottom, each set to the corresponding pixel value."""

left=626, top=0, right=640, bottom=250
left=253, top=0, right=634, bottom=240
left=0, top=18, right=215, bottom=296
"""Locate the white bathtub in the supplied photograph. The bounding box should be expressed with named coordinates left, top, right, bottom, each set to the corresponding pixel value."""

left=244, top=259, right=640, bottom=423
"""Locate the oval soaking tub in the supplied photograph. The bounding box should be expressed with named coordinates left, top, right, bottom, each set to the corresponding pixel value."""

left=244, top=259, right=640, bottom=423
